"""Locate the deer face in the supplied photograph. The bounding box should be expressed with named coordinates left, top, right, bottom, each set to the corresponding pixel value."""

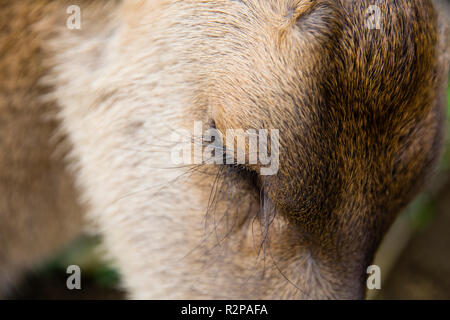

left=48, top=0, right=447, bottom=299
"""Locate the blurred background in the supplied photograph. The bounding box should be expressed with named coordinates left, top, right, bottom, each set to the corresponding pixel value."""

left=5, top=80, right=449, bottom=300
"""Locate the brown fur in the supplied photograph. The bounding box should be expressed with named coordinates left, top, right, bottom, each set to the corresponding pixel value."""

left=0, top=1, right=83, bottom=296
left=0, top=0, right=448, bottom=299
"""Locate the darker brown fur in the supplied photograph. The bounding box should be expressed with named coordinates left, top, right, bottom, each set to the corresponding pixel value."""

left=270, top=0, right=445, bottom=263
left=270, top=0, right=448, bottom=275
